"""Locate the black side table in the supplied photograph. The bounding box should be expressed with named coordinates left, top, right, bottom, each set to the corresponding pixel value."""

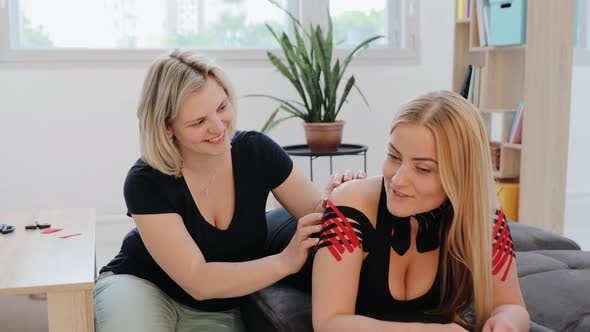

left=282, top=144, right=368, bottom=181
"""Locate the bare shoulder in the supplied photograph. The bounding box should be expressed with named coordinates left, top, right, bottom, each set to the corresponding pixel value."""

left=329, top=176, right=381, bottom=215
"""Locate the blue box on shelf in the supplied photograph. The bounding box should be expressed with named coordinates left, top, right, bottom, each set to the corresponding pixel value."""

left=489, top=0, right=527, bottom=46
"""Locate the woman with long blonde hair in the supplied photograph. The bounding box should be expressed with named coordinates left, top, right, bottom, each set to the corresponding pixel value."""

left=312, top=91, right=529, bottom=331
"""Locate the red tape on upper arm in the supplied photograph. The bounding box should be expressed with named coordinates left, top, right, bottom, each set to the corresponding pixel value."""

left=491, top=209, right=515, bottom=281
left=319, top=200, right=361, bottom=262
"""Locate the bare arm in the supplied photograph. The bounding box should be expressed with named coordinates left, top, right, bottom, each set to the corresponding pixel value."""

left=483, top=213, right=530, bottom=332
left=482, top=267, right=529, bottom=332
left=134, top=212, right=320, bottom=301
left=273, top=166, right=367, bottom=219
left=312, top=182, right=461, bottom=332
left=272, top=166, right=323, bottom=218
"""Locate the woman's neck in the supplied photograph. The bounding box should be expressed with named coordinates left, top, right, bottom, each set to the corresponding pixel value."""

left=181, top=149, right=231, bottom=176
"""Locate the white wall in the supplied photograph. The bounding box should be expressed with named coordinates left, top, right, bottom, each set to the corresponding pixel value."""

left=567, top=66, right=590, bottom=197
left=0, top=1, right=453, bottom=215
left=0, top=1, right=588, bottom=224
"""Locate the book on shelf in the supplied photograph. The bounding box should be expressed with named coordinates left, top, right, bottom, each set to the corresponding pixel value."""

left=467, top=67, right=476, bottom=103
left=473, top=67, right=481, bottom=107
left=476, top=0, right=488, bottom=46
left=508, top=102, right=524, bottom=144
left=457, top=0, right=464, bottom=19
left=465, top=66, right=481, bottom=106
left=482, top=3, right=491, bottom=46
left=459, top=65, right=473, bottom=99
left=456, top=0, right=470, bottom=19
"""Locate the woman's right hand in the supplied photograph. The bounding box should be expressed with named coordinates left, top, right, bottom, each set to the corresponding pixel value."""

left=279, top=212, right=323, bottom=275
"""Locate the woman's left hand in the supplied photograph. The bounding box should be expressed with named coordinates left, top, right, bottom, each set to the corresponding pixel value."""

left=321, top=169, right=366, bottom=208
left=482, top=315, right=518, bottom=332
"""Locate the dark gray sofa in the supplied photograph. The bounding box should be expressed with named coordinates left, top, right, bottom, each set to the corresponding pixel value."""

left=241, top=208, right=590, bottom=332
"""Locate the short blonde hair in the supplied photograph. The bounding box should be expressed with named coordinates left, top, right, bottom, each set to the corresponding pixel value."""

left=391, top=90, right=495, bottom=330
left=137, top=49, right=237, bottom=177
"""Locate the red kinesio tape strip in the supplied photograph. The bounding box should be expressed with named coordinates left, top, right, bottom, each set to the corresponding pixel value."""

left=326, top=200, right=360, bottom=248
left=59, top=233, right=81, bottom=239
left=328, top=218, right=354, bottom=252
left=40, top=228, right=63, bottom=234
left=491, top=209, right=505, bottom=255
left=319, top=200, right=361, bottom=261
left=501, top=251, right=514, bottom=281
left=491, top=209, right=515, bottom=281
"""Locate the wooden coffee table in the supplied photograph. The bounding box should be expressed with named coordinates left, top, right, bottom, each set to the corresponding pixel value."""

left=0, top=209, right=96, bottom=332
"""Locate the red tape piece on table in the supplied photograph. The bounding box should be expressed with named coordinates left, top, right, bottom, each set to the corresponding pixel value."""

left=41, top=228, right=63, bottom=234
left=59, top=233, right=81, bottom=239
left=319, top=200, right=361, bottom=262
left=491, top=209, right=515, bottom=282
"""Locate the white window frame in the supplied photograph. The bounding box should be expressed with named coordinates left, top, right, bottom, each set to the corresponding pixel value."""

left=575, top=0, right=590, bottom=66
left=0, top=0, right=419, bottom=67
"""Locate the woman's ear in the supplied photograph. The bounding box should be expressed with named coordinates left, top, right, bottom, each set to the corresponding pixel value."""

left=165, top=126, right=174, bottom=140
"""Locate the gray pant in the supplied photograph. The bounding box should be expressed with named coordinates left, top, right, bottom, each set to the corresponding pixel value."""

left=94, top=272, right=246, bottom=332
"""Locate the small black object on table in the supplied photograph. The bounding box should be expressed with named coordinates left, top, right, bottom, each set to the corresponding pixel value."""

left=282, top=144, right=368, bottom=181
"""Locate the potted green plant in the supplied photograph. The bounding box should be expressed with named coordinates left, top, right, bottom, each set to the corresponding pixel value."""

left=249, top=1, right=382, bottom=152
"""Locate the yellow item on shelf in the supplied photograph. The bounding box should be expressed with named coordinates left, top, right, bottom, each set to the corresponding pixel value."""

left=457, top=0, right=465, bottom=19
left=496, top=181, right=519, bottom=221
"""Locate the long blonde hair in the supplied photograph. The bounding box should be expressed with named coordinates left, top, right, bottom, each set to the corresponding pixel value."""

left=137, top=49, right=237, bottom=177
left=391, top=90, right=494, bottom=330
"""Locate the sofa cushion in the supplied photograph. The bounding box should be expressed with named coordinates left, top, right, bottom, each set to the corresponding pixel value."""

left=243, top=250, right=590, bottom=332
left=241, top=283, right=313, bottom=332
left=509, top=222, right=581, bottom=252
left=242, top=209, right=590, bottom=331
left=516, top=250, right=590, bottom=332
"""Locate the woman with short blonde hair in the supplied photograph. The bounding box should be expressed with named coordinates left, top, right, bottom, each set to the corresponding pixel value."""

left=94, top=49, right=363, bottom=332
left=312, top=91, right=529, bottom=331
left=137, top=50, right=237, bottom=176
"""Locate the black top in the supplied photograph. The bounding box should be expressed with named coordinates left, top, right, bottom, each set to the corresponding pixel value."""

left=100, top=130, right=293, bottom=311
left=318, top=178, right=513, bottom=327
left=318, top=179, right=445, bottom=319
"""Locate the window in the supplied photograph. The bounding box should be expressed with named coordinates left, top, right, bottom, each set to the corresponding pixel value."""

left=330, top=0, right=398, bottom=48
left=0, top=0, right=418, bottom=65
left=8, top=0, right=294, bottom=49
left=575, top=0, right=590, bottom=65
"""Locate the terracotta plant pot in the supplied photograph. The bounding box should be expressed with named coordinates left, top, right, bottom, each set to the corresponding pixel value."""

left=303, top=121, right=345, bottom=152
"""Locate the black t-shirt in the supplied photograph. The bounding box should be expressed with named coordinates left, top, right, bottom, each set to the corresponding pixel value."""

left=100, top=130, right=293, bottom=311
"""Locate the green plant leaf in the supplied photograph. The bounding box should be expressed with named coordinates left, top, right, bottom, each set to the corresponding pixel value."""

left=293, top=22, right=312, bottom=66
left=261, top=107, right=297, bottom=134
left=310, top=25, right=334, bottom=121
left=265, top=23, right=282, bottom=44
left=287, top=48, right=318, bottom=116
left=336, top=75, right=356, bottom=118
left=266, top=52, right=296, bottom=84
left=268, top=0, right=309, bottom=39
left=279, top=28, right=319, bottom=121
left=339, top=35, right=383, bottom=82
left=279, top=33, right=310, bottom=110
left=267, top=51, right=313, bottom=115
left=244, top=94, right=307, bottom=119
left=263, top=0, right=381, bottom=126
left=326, top=11, right=333, bottom=71
left=353, top=82, right=371, bottom=110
